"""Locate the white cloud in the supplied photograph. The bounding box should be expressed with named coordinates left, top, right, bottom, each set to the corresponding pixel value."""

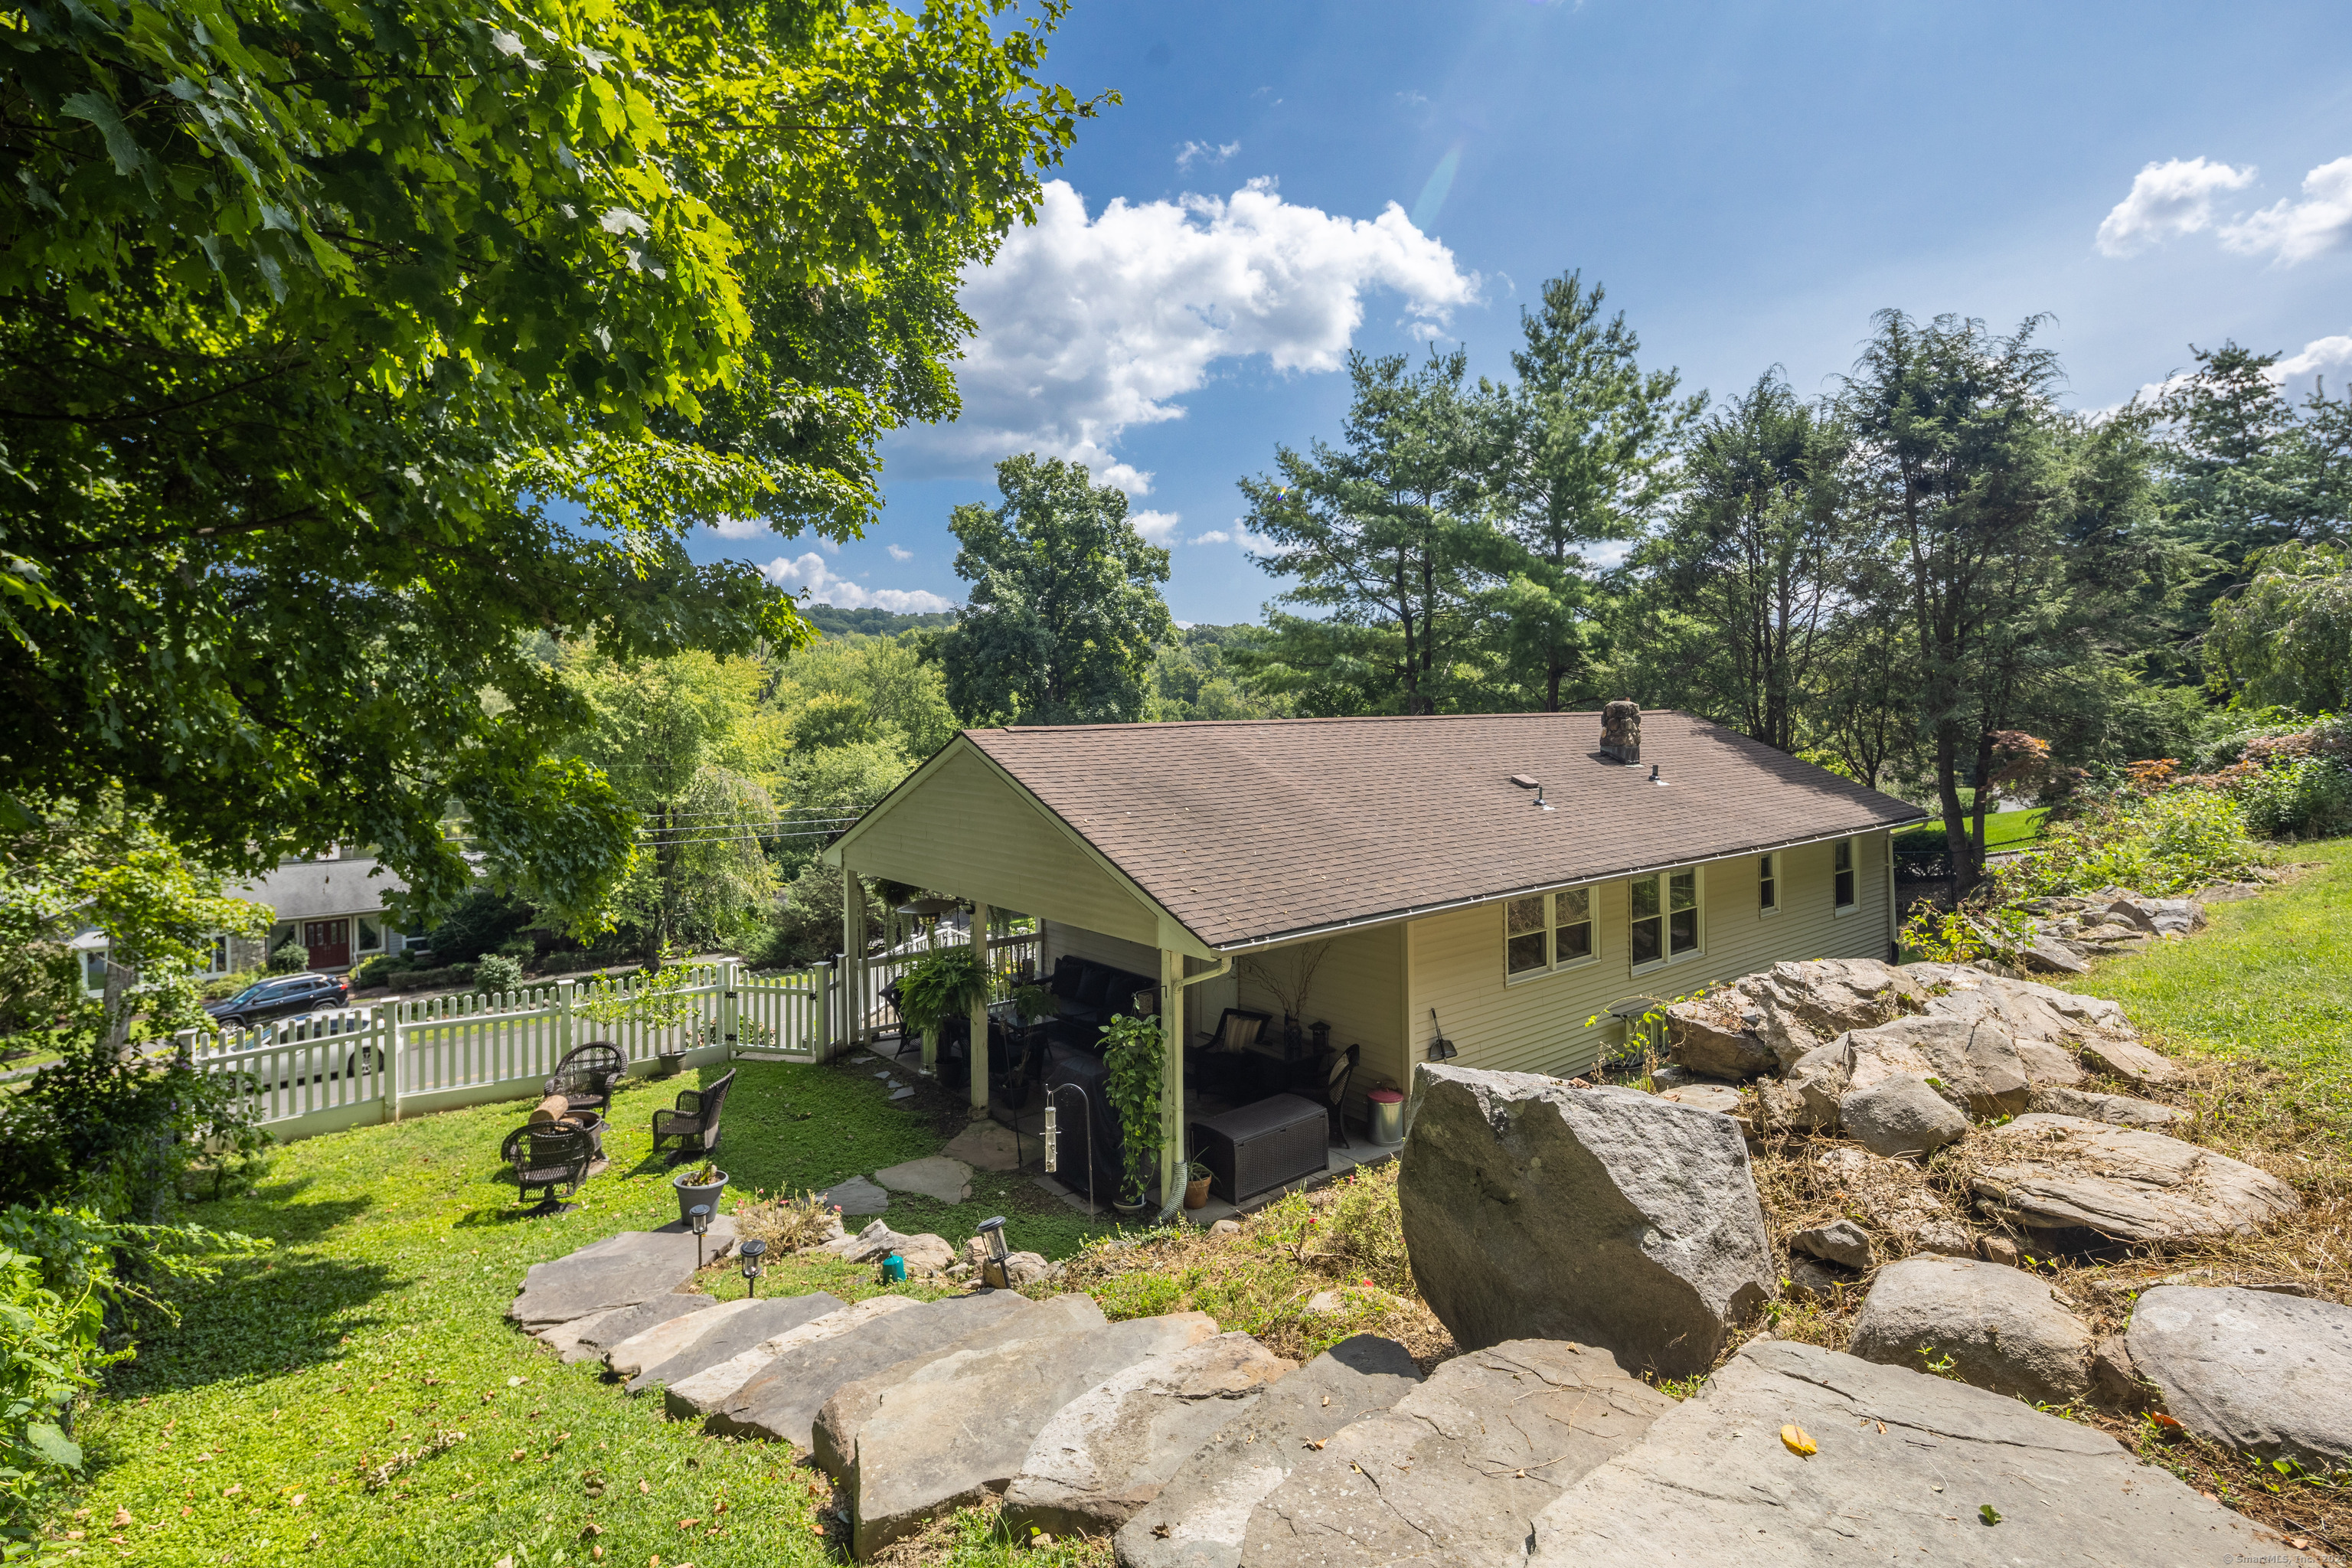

left=890, top=178, right=1480, bottom=494
left=2276, top=334, right=2352, bottom=377
left=885, top=544, right=913, bottom=561
left=1176, top=139, right=1240, bottom=171
left=1129, top=509, right=1184, bottom=545
left=763, top=552, right=956, bottom=613
left=2095, top=157, right=2256, bottom=257
left=706, top=515, right=766, bottom=540
left=2223, top=157, right=2352, bottom=265
left=1188, top=529, right=1232, bottom=545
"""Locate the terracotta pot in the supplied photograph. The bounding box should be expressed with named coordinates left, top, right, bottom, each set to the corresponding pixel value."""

left=1184, top=1175, right=1213, bottom=1210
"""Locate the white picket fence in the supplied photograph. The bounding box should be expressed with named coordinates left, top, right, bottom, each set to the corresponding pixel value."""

left=188, top=959, right=835, bottom=1142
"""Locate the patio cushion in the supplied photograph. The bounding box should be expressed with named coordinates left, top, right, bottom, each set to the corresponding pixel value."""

left=1075, top=963, right=1114, bottom=1008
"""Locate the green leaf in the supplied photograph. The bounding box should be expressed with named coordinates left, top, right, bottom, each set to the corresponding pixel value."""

left=1978, top=1504, right=2001, bottom=1526
left=57, top=92, right=144, bottom=176
left=24, top=1423, right=82, bottom=1470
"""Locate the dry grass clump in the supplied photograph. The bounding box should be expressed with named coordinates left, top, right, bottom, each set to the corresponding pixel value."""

left=1054, top=1161, right=1455, bottom=1370
left=727, top=1187, right=846, bottom=1252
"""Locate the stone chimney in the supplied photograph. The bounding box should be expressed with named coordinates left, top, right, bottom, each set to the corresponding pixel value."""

left=1601, top=701, right=1641, bottom=764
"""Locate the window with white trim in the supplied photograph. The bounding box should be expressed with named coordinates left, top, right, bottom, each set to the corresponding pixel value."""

left=1758, top=852, right=1779, bottom=914
left=1504, top=887, right=1597, bottom=979
left=1834, top=838, right=1857, bottom=911
left=1630, top=867, right=1701, bottom=969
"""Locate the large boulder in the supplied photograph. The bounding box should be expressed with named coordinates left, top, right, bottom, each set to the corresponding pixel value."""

left=1838, top=1073, right=1968, bottom=1159
left=2126, top=1286, right=2352, bottom=1469
left=1841, top=1014, right=2030, bottom=1117
left=626, top=1292, right=843, bottom=1393
left=1847, top=1256, right=2092, bottom=1405
left=848, top=1313, right=1222, bottom=1558
left=1666, top=959, right=1928, bottom=1078
left=663, top=1296, right=921, bottom=1420
left=1112, top=1335, right=1422, bottom=1568
left=506, top=1219, right=738, bottom=1327
left=1241, top=1339, right=1672, bottom=1568
left=810, top=1295, right=1107, bottom=1476
left=1000, top=1331, right=1294, bottom=1539
left=1526, top=1340, right=2287, bottom=1565
left=1399, top=1067, right=1775, bottom=1378
left=1969, top=1115, right=2300, bottom=1246
left=707, top=1289, right=1037, bottom=1447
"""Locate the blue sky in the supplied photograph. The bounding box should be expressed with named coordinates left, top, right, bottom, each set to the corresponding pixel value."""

left=704, top=0, right=2352, bottom=626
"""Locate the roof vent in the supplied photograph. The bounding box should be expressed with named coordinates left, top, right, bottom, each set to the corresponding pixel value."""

left=1602, top=701, right=1641, bottom=765
left=1650, top=763, right=1667, bottom=786
left=1508, top=774, right=1539, bottom=790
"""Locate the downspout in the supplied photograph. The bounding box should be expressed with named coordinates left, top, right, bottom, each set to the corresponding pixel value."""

left=1155, top=953, right=1236, bottom=1223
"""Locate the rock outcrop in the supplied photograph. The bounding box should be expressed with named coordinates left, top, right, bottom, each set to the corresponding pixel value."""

left=1847, top=1256, right=2091, bottom=1405
left=1399, top=1067, right=1775, bottom=1377
left=1526, top=1340, right=2287, bottom=1564
left=2026, top=1084, right=2184, bottom=1128
left=1969, top=1114, right=2301, bottom=1245
left=2127, top=1285, right=2352, bottom=1468
left=1243, top=1339, right=1671, bottom=1567
left=999, top=1331, right=1293, bottom=1539
left=1111, top=1336, right=1421, bottom=1568
left=1667, top=959, right=1928, bottom=1079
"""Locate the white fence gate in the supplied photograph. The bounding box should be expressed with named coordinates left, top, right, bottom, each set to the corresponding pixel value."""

left=189, top=959, right=840, bottom=1142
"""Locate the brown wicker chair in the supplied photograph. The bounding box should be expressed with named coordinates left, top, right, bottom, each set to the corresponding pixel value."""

left=651, top=1068, right=737, bottom=1161
left=545, top=1041, right=626, bottom=1117
left=513, top=1122, right=595, bottom=1214
left=1322, top=1044, right=1361, bottom=1148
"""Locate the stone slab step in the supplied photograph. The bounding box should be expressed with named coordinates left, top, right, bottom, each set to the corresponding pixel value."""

left=1527, top=1338, right=2288, bottom=1564
left=609, top=1296, right=760, bottom=1379
left=554, top=1292, right=717, bottom=1366
left=507, top=1218, right=737, bottom=1327
left=848, top=1312, right=1222, bottom=1560
left=1241, top=1338, right=1672, bottom=1567
left=665, top=1297, right=923, bottom=1422
left=1112, top=1334, right=1422, bottom=1568
left=811, top=1295, right=1107, bottom=1477
left=627, top=1293, right=845, bottom=1393
left=706, top=1289, right=1037, bottom=1449
left=1000, top=1331, right=1294, bottom=1540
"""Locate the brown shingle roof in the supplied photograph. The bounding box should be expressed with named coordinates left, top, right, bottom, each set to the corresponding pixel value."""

left=961, top=710, right=1928, bottom=951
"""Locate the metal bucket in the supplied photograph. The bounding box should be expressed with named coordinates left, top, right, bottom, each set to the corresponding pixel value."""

left=1367, top=1089, right=1405, bottom=1145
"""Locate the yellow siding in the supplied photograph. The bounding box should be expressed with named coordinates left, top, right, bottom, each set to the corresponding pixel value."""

left=1234, top=924, right=1406, bottom=1114
left=844, top=746, right=1166, bottom=948
left=1405, top=830, right=1893, bottom=1079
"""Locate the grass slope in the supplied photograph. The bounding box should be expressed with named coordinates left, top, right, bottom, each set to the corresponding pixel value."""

left=51, top=1057, right=1112, bottom=1566
left=1890, top=806, right=2047, bottom=854
left=2052, top=838, right=2352, bottom=1122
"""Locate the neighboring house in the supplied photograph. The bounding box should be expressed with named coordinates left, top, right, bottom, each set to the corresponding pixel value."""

left=75, top=850, right=414, bottom=993
left=822, top=707, right=1927, bottom=1144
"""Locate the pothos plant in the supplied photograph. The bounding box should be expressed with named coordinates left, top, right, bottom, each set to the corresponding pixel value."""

left=1100, top=1014, right=1165, bottom=1208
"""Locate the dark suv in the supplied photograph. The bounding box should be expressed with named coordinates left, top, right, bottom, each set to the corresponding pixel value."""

left=204, top=972, right=352, bottom=1031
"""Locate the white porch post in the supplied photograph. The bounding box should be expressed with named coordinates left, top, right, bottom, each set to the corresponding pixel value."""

left=969, top=902, right=992, bottom=1115
left=841, top=863, right=866, bottom=1049
left=1158, top=947, right=1183, bottom=1217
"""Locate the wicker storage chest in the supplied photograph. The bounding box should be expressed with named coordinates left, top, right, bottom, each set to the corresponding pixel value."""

left=1189, top=1093, right=1328, bottom=1204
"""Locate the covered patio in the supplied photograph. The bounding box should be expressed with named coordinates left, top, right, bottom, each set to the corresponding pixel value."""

left=822, top=733, right=1391, bottom=1217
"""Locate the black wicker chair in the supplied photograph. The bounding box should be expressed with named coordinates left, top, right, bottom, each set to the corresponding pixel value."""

left=545, top=1041, right=627, bottom=1117
left=1322, top=1044, right=1361, bottom=1149
left=651, top=1067, right=737, bottom=1161
left=513, top=1122, right=595, bottom=1214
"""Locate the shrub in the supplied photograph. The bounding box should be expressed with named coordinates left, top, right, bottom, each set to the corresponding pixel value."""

left=728, top=1189, right=842, bottom=1253
left=2234, top=756, right=2352, bottom=839
left=426, top=889, right=533, bottom=965
left=265, top=938, right=309, bottom=974
left=470, top=952, right=525, bottom=995
left=2001, top=787, right=2266, bottom=899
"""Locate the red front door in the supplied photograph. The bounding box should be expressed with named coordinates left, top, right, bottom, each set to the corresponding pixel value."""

left=303, top=919, right=351, bottom=971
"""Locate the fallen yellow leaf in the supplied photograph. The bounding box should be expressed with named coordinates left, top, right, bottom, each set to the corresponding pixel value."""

left=1780, top=1424, right=1817, bottom=1457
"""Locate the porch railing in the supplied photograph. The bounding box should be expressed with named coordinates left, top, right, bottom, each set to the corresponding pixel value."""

left=844, top=924, right=1040, bottom=1050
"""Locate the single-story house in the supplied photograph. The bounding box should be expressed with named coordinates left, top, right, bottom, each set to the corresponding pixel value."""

left=822, top=706, right=1929, bottom=1204
left=76, top=851, right=414, bottom=993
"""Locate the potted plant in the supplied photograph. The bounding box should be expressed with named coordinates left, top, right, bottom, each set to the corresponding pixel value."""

left=1183, top=1158, right=1214, bottom=1210
left=897, top=946, right=990, bottom=1073
left=1101, top=1014, right=1164, bottom=1212
left=674, top=1161, right=728, bottom=1227
left=1012, top=983, right=1058, bottom=1030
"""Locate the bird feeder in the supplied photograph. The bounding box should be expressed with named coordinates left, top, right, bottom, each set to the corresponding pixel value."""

left=688, top=1203, right=711, bottom=1269
left=738, top=1236, right=767, bottom=1298
left=976, top=1215, right=1010, bottom=1289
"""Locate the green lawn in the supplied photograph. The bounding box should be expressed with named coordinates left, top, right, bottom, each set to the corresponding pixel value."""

left=1890, top=806, right=2047, bottom=854
left=2053, top=837, right=2352, bottom=1124
left=50, top=1054, right=1116, bottom=1566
